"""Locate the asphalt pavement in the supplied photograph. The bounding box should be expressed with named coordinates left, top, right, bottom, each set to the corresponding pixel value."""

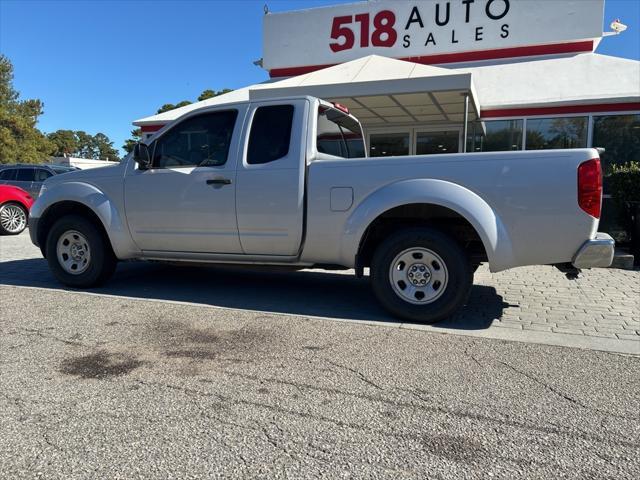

left=1, top=285, right=639, bottom=479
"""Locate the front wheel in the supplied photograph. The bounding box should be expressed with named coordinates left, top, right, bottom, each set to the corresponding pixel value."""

left=45, top=215, right=117, bottom=288
left=371, top=228, right=473, bottom=323
left=0, top=202, right=28, bottom=235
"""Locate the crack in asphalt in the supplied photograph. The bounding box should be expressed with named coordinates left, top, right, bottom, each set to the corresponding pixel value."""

left=14, top=327, right=89, bottom=348
left=496, top=359, right=639, bottom=422
left=129, top=371, right=639, bottom=450
left=320, top=357, right=384, bottom=390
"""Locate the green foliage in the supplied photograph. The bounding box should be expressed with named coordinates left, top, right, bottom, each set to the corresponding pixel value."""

left=198, top=89, right=232, bottom=101
left=0, top=54, right=54, bottom=163
left=608, top=161, right=640, bottom=205
left=157, top=103, right=177, bottom=114
left=47, top=129, right=77, bottom=156
left=47, top=129, right=120, bottom=161
left=123, top=128, right=142, bottom=154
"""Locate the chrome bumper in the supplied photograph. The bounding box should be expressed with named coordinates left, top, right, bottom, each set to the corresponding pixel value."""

left=572, top=233, right=615, bottom=269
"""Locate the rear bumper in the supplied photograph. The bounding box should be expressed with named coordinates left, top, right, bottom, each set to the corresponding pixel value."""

left=572, top=233, right=615, bottom=269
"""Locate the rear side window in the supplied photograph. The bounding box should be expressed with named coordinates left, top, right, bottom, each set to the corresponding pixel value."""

left=0, top=169, right=17, bottom=180
left=317, top=113, right=346, bottom=157
left=34, top=169, right=53, bottom=182
left=247, top=105, right=294, bottom=165
left=317, top=107, right=365, bottom=158
left=16, top=168, right=35, bottom=181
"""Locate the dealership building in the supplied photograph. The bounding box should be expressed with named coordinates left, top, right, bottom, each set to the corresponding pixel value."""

left=134, top=0, right=639, bottom=205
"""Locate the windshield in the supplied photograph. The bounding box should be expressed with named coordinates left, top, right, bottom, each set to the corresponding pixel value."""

left=316, top=107, right=366, bottom=159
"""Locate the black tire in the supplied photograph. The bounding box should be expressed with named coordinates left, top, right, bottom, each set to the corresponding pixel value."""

left=45, top=215, right=117, bottom=288
left=371, top=227, right=473, bottom=323
left=0, top=202, right=28, bottom=235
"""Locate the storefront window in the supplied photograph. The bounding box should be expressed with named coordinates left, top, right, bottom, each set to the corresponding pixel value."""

left=416, top=130, right=459, bottom=155
left=592, top=114, right=640, bottom=171
left=525, top=116, right=587, bottom=149
left=369, top=132, right=410, bottom=157
left=467, top=120, right=523, bottom=152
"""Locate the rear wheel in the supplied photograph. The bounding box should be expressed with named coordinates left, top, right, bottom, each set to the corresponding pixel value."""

left=371, top=227, right=473, bottom=323
left=45, top=215, right=116, bottom=287
left=0, top=202, right=28, bottom=235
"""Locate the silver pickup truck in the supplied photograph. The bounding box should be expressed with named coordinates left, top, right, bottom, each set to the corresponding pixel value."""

left=29, top=96, right=614, bottom=322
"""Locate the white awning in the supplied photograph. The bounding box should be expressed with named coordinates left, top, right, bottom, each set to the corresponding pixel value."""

left=132, top=53, right=639, bottom=127
left=250, top=55, right=480, bottom=125
left=133, top=55, right=480, bottom=127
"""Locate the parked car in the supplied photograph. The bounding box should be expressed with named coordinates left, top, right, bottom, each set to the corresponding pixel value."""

left=0, top=185, right=34, bottom=235
left=28, top=96, right=614, bottom=323
left=0, top=164, right=78, bottom=199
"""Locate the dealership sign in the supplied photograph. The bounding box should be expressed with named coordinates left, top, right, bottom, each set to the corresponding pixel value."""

left=263, top=0, right=604, bottom=76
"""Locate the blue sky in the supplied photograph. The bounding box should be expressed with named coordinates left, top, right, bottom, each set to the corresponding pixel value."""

left=1, top=0, right=638, bottom=156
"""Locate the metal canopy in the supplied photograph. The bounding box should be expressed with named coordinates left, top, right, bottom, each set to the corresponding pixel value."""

left=249, top=55, right=480, bottom=125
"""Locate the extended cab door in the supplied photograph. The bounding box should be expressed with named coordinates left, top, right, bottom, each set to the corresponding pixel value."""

left=235, top=99, right=308, bottom=255
left=124, top=106, right=247, bottom=253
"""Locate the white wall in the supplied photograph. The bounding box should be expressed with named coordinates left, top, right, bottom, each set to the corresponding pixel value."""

left=50, top=157, right=118, bottom=170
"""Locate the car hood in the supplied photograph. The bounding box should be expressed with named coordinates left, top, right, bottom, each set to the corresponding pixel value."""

left=44, top=162, right=126, bottom=188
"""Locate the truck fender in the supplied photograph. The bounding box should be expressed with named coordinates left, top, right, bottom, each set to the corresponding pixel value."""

left=32, top=182, right=138, bottom=259
left=341, top=179, right=515, bottom=272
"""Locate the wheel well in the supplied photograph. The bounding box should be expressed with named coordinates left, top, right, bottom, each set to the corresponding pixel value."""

left=37, top=201, right=113, bottom=257
left=1, top=200, right=29, bottom=211
left=357, top=204, right=488, bottom=269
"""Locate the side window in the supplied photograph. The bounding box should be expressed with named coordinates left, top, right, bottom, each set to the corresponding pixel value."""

left=34, top=169, right=53, bottom=182
left=317, top=112, right=347, bottom=157
left=247, top=105, right=294, bottom=165
left=152, top=110, right=238, bottom=169
left=0, top=169, right=17, bottom=180
left=16, top=168, right=35, bottom=182
left=317, top=107, right=365, bottom=159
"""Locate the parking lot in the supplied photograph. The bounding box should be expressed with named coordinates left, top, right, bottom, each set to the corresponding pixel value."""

left=1, top=232, right=639, bottom=478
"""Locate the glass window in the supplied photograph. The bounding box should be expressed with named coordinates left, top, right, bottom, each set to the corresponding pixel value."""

left=247, top=105, right=294, bottom=165
left=526, top=116, right=587, bottom=150
left=467, top=120, right=523, bottom=152
left=34, top=169, right=53, bottom=182
left=16, top=168, right=35, bottom=181
left=416, top=130, right=459, bottom=155
left=369, top=132, right=410, bottom=157
left=592, top=114, right=640, bottom=171
left=317, top=107, right=365, bottom=158
left=0, top=168, right=17, bottom=180
left=152, top=110, right=238, bottom=168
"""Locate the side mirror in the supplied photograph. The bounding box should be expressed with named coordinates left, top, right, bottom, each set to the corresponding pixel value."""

left=133, top=143, right=151, bottom=170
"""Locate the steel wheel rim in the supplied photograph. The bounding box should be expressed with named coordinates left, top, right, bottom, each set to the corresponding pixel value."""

left=0, top=204, right=27, bottom=233
left=56, top=230, right=91, bottom=275
left=389, top=247, right=448, bottom=305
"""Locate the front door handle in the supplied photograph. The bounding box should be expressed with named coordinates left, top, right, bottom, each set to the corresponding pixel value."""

left=206, top=178, right=232, bottom=186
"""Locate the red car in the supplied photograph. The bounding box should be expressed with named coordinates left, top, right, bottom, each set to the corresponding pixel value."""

left=0, top=185, right=34, bottom=235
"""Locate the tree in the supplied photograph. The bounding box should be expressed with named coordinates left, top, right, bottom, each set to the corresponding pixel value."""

left=48, top=129, right=78, bottom=157
left=157, top=103, right=177, bottom=114
left=0, top=55, right=53, bottom=163
left=123, top=128, right=142, bottom=154
left=198, top=88, right=232, bottom=101
left=93, top=132, right=120, bottom=161
left=74, top=130, right=95, bottom=158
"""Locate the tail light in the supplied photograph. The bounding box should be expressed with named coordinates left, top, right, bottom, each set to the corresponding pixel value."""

left=577, top=158, right=602, bottom=219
